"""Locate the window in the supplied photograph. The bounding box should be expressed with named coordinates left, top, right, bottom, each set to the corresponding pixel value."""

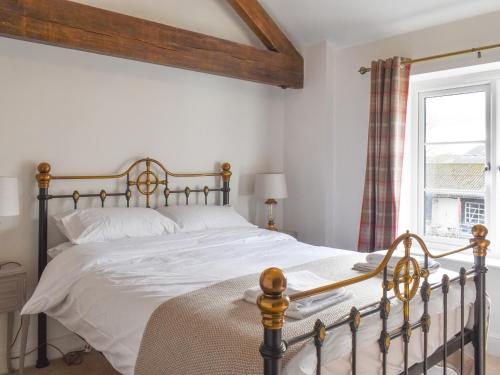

left=417, top=84, right=492, bottom=243
left=464, top=201, right=485, bottom=227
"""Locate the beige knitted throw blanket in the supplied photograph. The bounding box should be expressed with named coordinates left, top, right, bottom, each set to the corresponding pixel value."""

left=134, top=253, right=391, bottom=375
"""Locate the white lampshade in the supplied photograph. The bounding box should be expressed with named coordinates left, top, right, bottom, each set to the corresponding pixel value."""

left=254, top=173, right=288, bottom=200
left=0, top=177, right=20, bottom=216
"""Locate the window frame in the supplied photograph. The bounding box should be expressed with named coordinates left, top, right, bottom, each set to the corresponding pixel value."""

left=413, top=78, right=497, bottom=249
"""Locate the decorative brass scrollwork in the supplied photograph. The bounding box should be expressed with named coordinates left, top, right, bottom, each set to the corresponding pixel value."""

left=390, top=235, right=430, bottom=322
left=136, top=170, right=160, bottom=196
left=133, top=160, right=162, bottom=207
left=392, top=256, right=421, bottom=303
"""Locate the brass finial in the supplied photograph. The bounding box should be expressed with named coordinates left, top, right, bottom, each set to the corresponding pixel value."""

left=36, top=162, right=51, bottom=189
left=221, top=162, right=232, bottom=182
left=403, top=234, right=412, bottom=256
left=472, top=224, right=488, bottom=239
left=471, top=224, right=489, bottom=257
left=257, top=268, right=289, bottom=330
left=350, top=307, right=361, bottom=331
left=379, top=331, right=391, bottom=353
left=314, top=319, right=326, bottom=346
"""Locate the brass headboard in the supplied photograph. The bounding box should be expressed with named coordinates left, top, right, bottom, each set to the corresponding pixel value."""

left=36, top=157, right=232, bottom=208
left=33, top=157, right=232, bottom=368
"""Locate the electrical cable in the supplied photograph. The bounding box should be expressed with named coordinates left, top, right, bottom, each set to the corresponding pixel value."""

left=10, top=342, right=88, bottom=366
left=10, top=320, right=22, bottom=348
left=9, top=319, right=89, bottom=366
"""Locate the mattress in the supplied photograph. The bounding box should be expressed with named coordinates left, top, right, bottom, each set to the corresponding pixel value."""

left=22, top=227, right=476, bottom=374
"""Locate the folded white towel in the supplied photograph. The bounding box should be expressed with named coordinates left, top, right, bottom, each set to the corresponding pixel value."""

left=285, top=291, right=353, bottom=320
left=244, top=270, right=354, bottom=320
left=244, top=271, right=342, bottom=302
left=366, top=250, right=439, bottom=269
left=352, top=261, right=440, bottom=276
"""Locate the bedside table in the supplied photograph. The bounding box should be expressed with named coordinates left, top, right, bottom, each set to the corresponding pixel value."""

left=0, top=263, right=29, bottom=375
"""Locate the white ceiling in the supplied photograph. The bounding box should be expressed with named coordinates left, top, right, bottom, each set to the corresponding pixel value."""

left=260, top=0, right=500, bottom=49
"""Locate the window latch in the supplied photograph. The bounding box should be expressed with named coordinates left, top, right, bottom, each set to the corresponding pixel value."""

left=484, top=162, right=491, bottom=172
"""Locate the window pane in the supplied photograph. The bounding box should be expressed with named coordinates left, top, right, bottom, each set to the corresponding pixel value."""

left=425, top=143, right=485, bottom=191
left=425, top=91, right=486, bottom=143
left=424, top=192, right=485, bottom=239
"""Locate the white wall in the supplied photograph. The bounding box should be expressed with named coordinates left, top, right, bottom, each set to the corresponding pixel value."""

left=283, top=10, right=500, bottom=355
left=283, top=41, right=335, bottom=245
left=0, top=1, right=285, bottom=369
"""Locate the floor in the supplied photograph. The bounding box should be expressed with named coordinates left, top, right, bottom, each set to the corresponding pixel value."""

left=23, top=352, right=118, bottom=375
left=20, top=352, right=500, bottom=374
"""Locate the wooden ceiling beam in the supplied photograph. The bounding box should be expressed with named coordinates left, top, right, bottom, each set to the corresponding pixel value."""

left=0, top=0, right=303, bottom=88
left=227, top=0, right=301, bottom=60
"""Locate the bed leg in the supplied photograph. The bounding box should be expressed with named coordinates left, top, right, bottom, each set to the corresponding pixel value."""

left=36, top=163, right=51, bottom=368
left=257, top=268, right=289, bottom=375
left=471, top=225, right=489, bottom=375
left=36, top=314, right=49, bottom=368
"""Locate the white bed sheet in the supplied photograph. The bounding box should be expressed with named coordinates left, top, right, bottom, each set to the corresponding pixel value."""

left=22, top=228, right=476, bottom=375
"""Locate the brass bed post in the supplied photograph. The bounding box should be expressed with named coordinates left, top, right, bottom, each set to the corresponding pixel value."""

left=258, top=268, right=289, bottom=375
left=472, top=224, right=489, bottom=375
left=35, top=163, right=51, bottom=368
left=221, top=163, right=231, bottom=206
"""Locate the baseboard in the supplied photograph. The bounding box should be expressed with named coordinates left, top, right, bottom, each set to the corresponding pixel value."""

left=488, top=334, right=500, bottom=357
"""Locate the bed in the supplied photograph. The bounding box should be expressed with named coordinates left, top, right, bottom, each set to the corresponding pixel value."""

left=24, top=158, right=489, bottom=375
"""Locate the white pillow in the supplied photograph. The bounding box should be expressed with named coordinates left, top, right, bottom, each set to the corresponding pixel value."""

left=48, top=242, right=73, bottom=258
left=53, top=208, right=178, bottom=244
left=156, top=205, right=255, bottom=232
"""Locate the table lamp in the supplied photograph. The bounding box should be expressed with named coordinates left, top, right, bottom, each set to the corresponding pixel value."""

left=0, top=177, right=20, bottom=218
left=254, top=173, right=287, bottom=230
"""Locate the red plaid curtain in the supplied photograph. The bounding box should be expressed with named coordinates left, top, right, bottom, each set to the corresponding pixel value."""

left=357, top=57, right=411, bottom=252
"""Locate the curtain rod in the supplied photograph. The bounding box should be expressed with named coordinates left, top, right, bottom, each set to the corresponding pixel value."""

left=358, top=42, right=500, bottom=74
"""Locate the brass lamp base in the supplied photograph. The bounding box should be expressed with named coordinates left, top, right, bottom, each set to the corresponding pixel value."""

left=267, top=220, right=277, bottom=231
left=265, top=198, right=278, bottom=231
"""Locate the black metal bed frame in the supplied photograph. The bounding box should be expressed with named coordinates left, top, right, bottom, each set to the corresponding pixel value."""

left=34, top=158, right=489, bottom=375
left=34, top=158, right=232, bottom=368
left=257, top=228, right=489, bottom=375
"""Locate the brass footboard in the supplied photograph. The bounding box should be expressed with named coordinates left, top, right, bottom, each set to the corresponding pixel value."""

left=257, top=225, right=489, bottom=375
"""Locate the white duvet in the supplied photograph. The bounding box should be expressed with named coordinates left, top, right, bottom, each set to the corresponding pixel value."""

left=23, top=228, right=476, bottom=375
